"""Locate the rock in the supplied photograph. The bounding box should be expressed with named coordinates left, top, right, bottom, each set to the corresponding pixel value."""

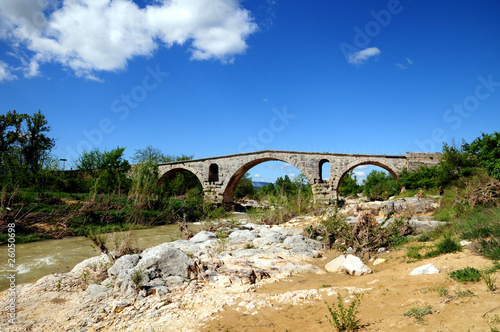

left=137, top=244, right=200, bottom=280
left=460, top=240, right=472, bottom=246
left=71, top=254, right=111, bottom=276
left=229, top=230, right=260, bottom=243
left=325, top=255, right=346, bottom=272
left=342, top=255, right=372, bottom=276
left=282, top=235, right=324, bottom=250
left=108, top=254, right=140, bottom=279
left=410, top=263, right=440, bottom=275
left=111, top=299, right=131, bottom=313
left=190, top=231, right=216, bottom=243
left=373, top=258, right=386, bottom=266
left=86, top=284, right=109, bottom=298
left=254, top=233, right=286, bottom=246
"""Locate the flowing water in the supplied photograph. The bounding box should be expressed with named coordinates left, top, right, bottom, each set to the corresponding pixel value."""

left=0, top=223, right=191, bottom=292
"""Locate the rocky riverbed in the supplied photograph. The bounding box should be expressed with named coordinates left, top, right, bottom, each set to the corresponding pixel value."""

left=0, top=217, right=338, bottom=331
left=1, top=210, right=499, bottom=331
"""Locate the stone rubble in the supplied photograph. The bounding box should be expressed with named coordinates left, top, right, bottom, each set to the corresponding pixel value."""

left=0, top=219, right=374, bottom=332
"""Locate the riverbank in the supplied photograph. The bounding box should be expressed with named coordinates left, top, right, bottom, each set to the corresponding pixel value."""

left=1, top=214, right=498, bottom=331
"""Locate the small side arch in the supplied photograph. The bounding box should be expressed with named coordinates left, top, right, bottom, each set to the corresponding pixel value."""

left=319, top=159, right=330, bottom=182
left=334, top=160, right=400, bottom=198
left=209, top=163, right=219, bottom=184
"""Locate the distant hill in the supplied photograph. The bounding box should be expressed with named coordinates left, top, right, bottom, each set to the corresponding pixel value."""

left=252, top=181, right=271, bottom=189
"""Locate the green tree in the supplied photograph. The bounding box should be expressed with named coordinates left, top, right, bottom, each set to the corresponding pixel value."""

left=75, top=147, right=130, bottom=194
left=19, top=110, right=55, bottom=173
left=463, top=131, right=500, bottom=180
left=257, top=182, right=275, bottom=196
left=0, top=110, right=55, bottom=186
left=362, top=170, right=399, bottom=201
left=275, top=175, right=296, bottom=197
left=339, top=170, right=361, bottom=197
left=234, top=172, right=256, bottom=199
left=436, top=142, right=474, bottom=187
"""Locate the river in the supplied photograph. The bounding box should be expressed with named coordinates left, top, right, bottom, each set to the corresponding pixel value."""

left=0, top=223, right=192, bottom=292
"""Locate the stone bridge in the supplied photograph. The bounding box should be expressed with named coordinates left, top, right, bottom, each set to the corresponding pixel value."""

left=158, top=150, right=440, bottom=205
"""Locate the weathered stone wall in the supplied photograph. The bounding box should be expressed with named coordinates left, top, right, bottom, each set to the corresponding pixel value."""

left=157, top=150, right=441, bottom=205
left=405, top=152, right=441, bottom=171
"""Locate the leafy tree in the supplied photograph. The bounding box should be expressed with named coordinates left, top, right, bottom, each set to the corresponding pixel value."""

left=362, top=170, right=399, bottom=201
left=258, top=182, right=275, bottom=196
left=75, top=147, right=130, bottom=194
left=19, top=110, right=55, bottom=173
left=399, top=165, right=440, bottom=190
left=463, top=131, right=500, bottom=180
left=131, top=145, right=195, bottom=164
left=234, top=172, right=256, bottom=199
left=339, top=170, right=361, bottom=197
left=275, top=175, right=296, bottom=197
left=436, top=142, right=474, bottom=187
left=0, top=110, right=55, bottom=186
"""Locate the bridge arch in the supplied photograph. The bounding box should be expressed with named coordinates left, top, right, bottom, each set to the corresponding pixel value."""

left=158, top=166, right=205, bottom=193
left=334, top=160, right=400, bottom=198
left=222, top=157, right=315, bottom=204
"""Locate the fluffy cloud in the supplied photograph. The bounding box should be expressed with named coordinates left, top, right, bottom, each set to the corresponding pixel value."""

left=0, top=0, right=258, bottom=79
left=253, top=173, right=261, bottom=178
left=348, top=47, right=380, bottom=66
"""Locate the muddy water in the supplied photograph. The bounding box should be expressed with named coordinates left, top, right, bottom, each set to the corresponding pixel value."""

left=0, top=223, right=192, bottom=292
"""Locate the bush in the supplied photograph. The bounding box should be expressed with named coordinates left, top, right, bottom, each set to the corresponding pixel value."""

left=449, top=267, right=482, bottom=283
left=325, top=293, right=363, bottom=331
left=404, top=306, right=433, bottom=322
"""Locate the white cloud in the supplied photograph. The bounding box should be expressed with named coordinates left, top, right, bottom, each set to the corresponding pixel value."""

left=395, top=63, right=406, bottom=70
left=0, top=61, right=17, bottom=82
left=354, top=170, right=366, bottom=178
left=396, top=57, right=413, bottom=70
left=355, top=165, right=369, bottom=170
left=253, top=173, right=261, bottom=178
left=348, top=47, right=380, bottom=66
left=0, top=0, right=258, bottom=79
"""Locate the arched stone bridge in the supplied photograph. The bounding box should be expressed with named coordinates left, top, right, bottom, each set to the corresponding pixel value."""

left=158, top=150, right=440, bottom=205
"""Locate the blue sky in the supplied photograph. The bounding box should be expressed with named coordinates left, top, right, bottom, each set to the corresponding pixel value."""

left=1, top=0, right=499, bottom=183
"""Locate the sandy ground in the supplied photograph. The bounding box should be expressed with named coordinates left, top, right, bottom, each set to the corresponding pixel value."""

left=203, top=247, right=500, bottom=332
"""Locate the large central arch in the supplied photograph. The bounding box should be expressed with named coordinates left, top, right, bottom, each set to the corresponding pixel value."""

left=222, top=157, right=314, bottom=203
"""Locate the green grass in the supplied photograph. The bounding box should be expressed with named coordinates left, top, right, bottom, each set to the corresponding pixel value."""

left=449, top=267, right=482, bottom=283
left=424, top=237, right=462, bottom=258
left=454, top=289, right=475, bottom=298
left=403, top=306, right=433, bottom=322
left=433, top=285, right=448, bottom=297
left=406, top=245, right=424, bottom=260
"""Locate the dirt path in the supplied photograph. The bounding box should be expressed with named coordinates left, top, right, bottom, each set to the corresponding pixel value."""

left=203, top=248, right=500, bottom=331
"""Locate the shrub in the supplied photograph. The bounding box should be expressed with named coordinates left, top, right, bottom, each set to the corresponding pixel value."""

left=449, top=267, right=482, bottom=283
left=324, top=293, right=363, bottom=331
left=404, top=306, right=433, bottom=322
left=424, top=237, right=462, bottom=258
